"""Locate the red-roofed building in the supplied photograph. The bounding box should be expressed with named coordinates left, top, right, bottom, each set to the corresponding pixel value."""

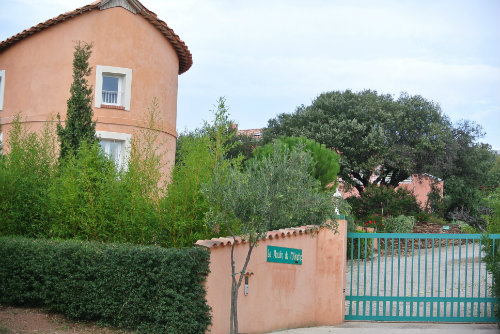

left=0, top=0, right=192, bottom=172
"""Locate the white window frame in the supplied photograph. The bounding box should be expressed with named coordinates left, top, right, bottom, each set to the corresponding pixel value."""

left=95, top=66, right=132, bottom=111
left=96, top=131, right=132, bottom=170
left=0, top=70, right=5, bottom=110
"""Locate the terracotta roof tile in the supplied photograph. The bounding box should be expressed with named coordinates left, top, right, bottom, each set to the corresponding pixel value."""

left=0, top=0, right=192, bottom=74
left=195, top=225, right=319, bottom=249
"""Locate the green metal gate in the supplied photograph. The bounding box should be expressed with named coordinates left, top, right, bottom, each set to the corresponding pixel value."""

left=345, top=232, right=499, bottom=322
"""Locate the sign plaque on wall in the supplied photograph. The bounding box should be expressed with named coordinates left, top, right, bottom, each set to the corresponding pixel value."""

left=266, top=246, right=302, bottom=265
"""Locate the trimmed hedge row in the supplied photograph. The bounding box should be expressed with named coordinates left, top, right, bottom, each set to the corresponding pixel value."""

left=0, top=237, right=211, bottom=334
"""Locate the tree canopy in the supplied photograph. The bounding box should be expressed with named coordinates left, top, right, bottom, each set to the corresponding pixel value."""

left=253, top=136, right=340, bottom=190
left=263, top=89, right=453, bottom=194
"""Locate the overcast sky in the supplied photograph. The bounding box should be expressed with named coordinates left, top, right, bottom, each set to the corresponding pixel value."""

left=1, top=0, right=499, bottom=149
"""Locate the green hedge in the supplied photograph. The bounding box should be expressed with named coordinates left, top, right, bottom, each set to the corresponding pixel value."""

left=0, top=237, right=211, bottom=334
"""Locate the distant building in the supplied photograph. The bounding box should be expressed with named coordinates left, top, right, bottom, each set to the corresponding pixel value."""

left=236, top=128, right=263, bottom=140
left=338, top=173, right=443, bottom=210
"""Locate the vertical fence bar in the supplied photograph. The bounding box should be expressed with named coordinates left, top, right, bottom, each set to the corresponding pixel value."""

left=377, top=236, right=381, bottom=317
left=404, top=238, right=408, bottom=317
left=491, top=238, right=495, bottom=318
left=431, top=236, right=435, bottom=318
left=417, top=238, right=421, bottom=318
left=444, top=237, right=449, bottom=317
left=370, top=236, right=375, bottom=317
left=458, top=236, right=462, bottom=318
left=384, top=237, right=388, bottom=318
left=451, top=237, right=455, bottom=318
left=472, top=238, right=475, bottom=317
left=484, top=239, right=486, bottom=317
left=349, top=236, right=353, bottom=316
left=397, top=238, right=401, bottom=317
left=363, top=236, right=367, bottom=317
left=465, top=237, right=469, bottom=317
left=411, top=237, right=415, bottom=317
left=478, top=238, right=482, bottom=318
left=437, top=237, right=442, bottom=318
left=424, top=237, right=428, bottom=318
left=390, top=237, right=395, bottom=317
left=357, top=236, right=361, bottom=316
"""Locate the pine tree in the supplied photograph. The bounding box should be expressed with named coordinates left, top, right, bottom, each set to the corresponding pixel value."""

left=57, top=41, right=97, bottom=159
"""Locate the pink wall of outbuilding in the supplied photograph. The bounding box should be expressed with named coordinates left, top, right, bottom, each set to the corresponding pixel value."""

left=339, top=174, right=443, bottom=210
left=198, top=220, right=347, bottom=334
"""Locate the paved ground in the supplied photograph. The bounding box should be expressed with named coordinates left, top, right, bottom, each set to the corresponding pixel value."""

left=346, top=240, right=492, bottom=318
left=268, top=322, right=499, bottom=334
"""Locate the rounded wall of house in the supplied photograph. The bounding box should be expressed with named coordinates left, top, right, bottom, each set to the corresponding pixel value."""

left=0, top=6, right=180, bottom=174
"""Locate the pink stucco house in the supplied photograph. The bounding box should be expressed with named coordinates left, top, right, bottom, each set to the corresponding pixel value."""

left=0, top=0, right=192, bottom=171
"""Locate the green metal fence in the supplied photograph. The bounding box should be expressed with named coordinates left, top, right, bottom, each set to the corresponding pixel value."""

left=345, top=232, right=500, bottom=322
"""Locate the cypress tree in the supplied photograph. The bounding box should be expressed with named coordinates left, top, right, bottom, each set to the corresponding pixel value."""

left=57, top=41, right=97, bottom=159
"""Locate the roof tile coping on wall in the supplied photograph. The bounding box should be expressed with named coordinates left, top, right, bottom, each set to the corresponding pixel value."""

left=195, top=225, right=321, bottom=249
left=0, top=0, right=192, bottom=74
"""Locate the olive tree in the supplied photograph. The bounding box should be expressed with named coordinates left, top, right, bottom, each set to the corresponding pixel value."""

left=204, top=142, right=337, bottom=334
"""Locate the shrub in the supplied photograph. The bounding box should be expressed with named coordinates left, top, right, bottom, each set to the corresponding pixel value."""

left=0, top=237, right=211, bottom=334
left=364, top=214, right=385, bottom=231
left=0, top=117, right=57, bottom=237
left=347, top=231, right=373, bottom=260
left=461, top=224, right=480, bottom=234
left=384, top=215, right=415, bottom=233
left=426, top=214, right=448, bottom=226
left=252, top=136, right=340, bottom=189
left=347, top=185, right=420, bottom=221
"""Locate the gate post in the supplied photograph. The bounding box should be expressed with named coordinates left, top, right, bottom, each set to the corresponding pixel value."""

left=314, top=219, right=347, bottom=325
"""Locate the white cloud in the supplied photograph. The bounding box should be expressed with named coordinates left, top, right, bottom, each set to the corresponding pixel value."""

left=1, top=0, right=499, bottom=148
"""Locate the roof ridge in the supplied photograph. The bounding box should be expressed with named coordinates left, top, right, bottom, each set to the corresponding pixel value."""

left=0, top=0, right=192, bottom=74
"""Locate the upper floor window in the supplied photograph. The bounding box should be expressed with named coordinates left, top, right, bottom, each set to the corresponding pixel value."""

left=95, top=66, right=132, bottom=111
left=0, top=70, right=5, bottom=110
left=102, top=75, right=121, bottom=105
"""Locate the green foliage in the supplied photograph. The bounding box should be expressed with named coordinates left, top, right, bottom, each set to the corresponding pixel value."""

left=0, top=103, right=166, bottom=246
left=347, top=185, right=421, bottom=222
left=363, top=214, right=385, bottom=231
left=483, top=235, right=500, bottom=320
left=347, top=232, right=373, bottom=260
left=0, top=116, right=57, bottom=237
left=384, top=215, right=415, bottom=233
left=426, top=182, right=445, bottom=217
left=57, top=41, right=97, bottom=159
left=162, top=97, right=239, bottom=248
left=253, top=136, right=340, bottom=189
left=482, top=189, right=500, bottom=319
left=486, top=188, right=500, bottom=234
left=461, top=225, right=480, bottom=234
left=205, top=142, right=337, bottom=237
left=48, top=141, right=119, bottom=240
left=442, top=122, right=498, bottom=224
left=426, top=214, right=448, bottom=226
left=0, top=237, right=211, bottom=334
left=263, top=90, right=452, bottom=194
left=225, top=132, right=262, bottom=163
